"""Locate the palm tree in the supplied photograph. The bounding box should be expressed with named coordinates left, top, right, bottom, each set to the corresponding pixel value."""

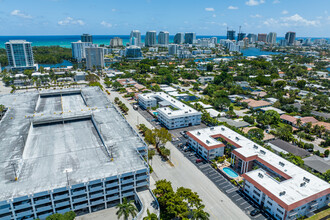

left=296, top=118, right=302, bottom=129
left=191, top=205, right=210, bottom=220
left=143, top=209, right=157, bottom=220
left=116, top=198, right=138, bottom=220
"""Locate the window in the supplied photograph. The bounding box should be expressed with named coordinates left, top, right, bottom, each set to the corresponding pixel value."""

left=253, top=190, right=261, bottom=197
left=276, top=208, right=284, bottom=215
left=267, top=201, right=272, bottom=206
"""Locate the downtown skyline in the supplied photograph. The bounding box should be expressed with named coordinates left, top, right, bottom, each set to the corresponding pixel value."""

left=0, top=0, right=329, bottom=37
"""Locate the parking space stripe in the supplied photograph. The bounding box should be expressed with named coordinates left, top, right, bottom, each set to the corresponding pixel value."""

left=240, top=201, right=247, bottom=206
left=236, top=197, right=243, bottom=202
left=218, top=181, right=228, bottom=186
left=231, top=194, right=239, bottom=198
left=226, top=188, right=237, bottom=193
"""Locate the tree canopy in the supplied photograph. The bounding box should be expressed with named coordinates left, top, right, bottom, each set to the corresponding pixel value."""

left=153, top=179, right=209, bottom=220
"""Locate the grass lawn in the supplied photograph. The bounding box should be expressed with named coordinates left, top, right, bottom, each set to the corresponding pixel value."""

left=307, top=204, right=330, bottom=220
left=234, top=106, right=242, bottom=110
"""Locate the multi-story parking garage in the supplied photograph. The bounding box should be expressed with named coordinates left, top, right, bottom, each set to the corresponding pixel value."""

left=0, top=87, right=150, bottom=220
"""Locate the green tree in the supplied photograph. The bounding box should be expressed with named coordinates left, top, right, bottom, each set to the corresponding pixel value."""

left=143, top=209, right=158, bottom=220
left=113, top=81, right=123, bottom=90
left=243, top=115, right=254, bottom=124
left=104, top=79, right=112, bottom=87
left=148, top=149, right=156, bottom=164
left=116, top=198, right=138, bottom=220
left=46, top=211, right=76, bottom=220
left=153, top=180, right=209, bottom=220
left=274, top=124, right=294, bottom=142
left=248, top=128, right=264, bottom=141
left=144, top=128, right=172, bottom=148
left=325, top=150, right=330, bottom=158
left=296, top=80, right=306, bottom=89
left=206, top=64, right=213, bottom=72
left=274, top=80, right=287, bottom=89
left=257, top=110, right=280, bottom=126
left=191, top=205, right=210, bottom=220
left=151, top=84, right=161, bottom=92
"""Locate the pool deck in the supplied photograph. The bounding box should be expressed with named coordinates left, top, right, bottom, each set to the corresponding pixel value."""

left=217, top=163, right=243, bottom=182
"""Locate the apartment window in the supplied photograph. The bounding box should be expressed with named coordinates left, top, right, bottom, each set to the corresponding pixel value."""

left=253, top=190, right=261, bottom=197
left=245, top=184, right=250, bottom=188
left=276, top=208, right=284, bottom=215
left=267, top=201, right=272, bottom=206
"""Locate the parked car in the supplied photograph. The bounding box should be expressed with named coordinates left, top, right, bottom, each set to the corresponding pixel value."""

left=250, top=209, right=260, bottom=216
left=189, top=153, right=195, bottom=157
left=196, top=159, right=203, bottom=163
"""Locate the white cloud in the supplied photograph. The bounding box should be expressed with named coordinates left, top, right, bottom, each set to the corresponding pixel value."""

left=273, top=0, right=280, bottom=3
left=245, top=0, right=265, bottom=6
left=11, top=10, right=32, bottom=19
left=282, top=10, right=288, bottom=15
left=212, top=14, right=216, bottom=18
left=111, top=9, right=116, bottom=12
left=228, top=6, right=238, bottom=10
left=251, top=14, right=262, bottom=18
left=282, top=14, right=319, bottom=26
left=101, top=21, right=112, bottom=28
left=263, top=14, right=320, bottom=27
left=58, top=17, right=85, bottom=26
left=205, top=8, right=215, bottom=12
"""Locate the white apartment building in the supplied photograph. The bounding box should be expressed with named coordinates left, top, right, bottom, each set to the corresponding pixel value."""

left=138, top=92, right=202, bottom=129
left=187, top=126, right=330, bottom=220
left=71, top=40, right=92, bottom=62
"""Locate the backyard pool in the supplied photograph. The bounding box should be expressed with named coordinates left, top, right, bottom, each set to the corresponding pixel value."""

left=223, top=167, right=239, bottom=178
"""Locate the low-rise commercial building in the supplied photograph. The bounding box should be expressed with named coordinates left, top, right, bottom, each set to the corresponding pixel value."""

left=186, top=126, right=330, bottom=220
left=138, top=92, right=202, bottom=129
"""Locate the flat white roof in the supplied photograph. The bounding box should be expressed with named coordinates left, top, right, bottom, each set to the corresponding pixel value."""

left=206, top=108, right=221, bottom=118
left=187, top=125, right=330, bottom=207
left=139, top=92, right=201, bottom=118
left=260, top=106, right=286, bottom=115
left=197, top=102, right=213, bottom=109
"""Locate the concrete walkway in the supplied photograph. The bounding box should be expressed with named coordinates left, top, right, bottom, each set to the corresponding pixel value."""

left=137, top=189, right=159, bottom=219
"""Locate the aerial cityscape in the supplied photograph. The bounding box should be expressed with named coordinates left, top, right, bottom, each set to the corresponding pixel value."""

left=0, top=0, right=329, bottom=220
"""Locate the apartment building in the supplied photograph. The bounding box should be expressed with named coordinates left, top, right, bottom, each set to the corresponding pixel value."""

left=138, top=92, right=202, bottom=129
left=186, top=126, right=330, bottom=220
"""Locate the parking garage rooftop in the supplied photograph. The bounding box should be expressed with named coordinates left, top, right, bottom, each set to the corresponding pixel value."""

left=0, top=87, right=148, bottom=201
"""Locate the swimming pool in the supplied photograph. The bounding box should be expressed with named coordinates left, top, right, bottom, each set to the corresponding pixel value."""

left=223, top=167, right=239, bottom=178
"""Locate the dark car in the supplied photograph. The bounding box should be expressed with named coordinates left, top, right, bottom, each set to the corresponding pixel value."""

left=250, top=209, right=261, bottom=216
left=196, top=159, right=203, bottom=163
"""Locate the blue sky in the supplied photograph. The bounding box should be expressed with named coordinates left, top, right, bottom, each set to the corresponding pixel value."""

left=0, top=0, right=329, bottom=37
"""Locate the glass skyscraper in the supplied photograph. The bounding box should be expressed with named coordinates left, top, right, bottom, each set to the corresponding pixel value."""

left=81, top=34, right=93, bottom=43
left=5, top=40, right=34, bottom=68
left=145, top=31, right=157, bottom=47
